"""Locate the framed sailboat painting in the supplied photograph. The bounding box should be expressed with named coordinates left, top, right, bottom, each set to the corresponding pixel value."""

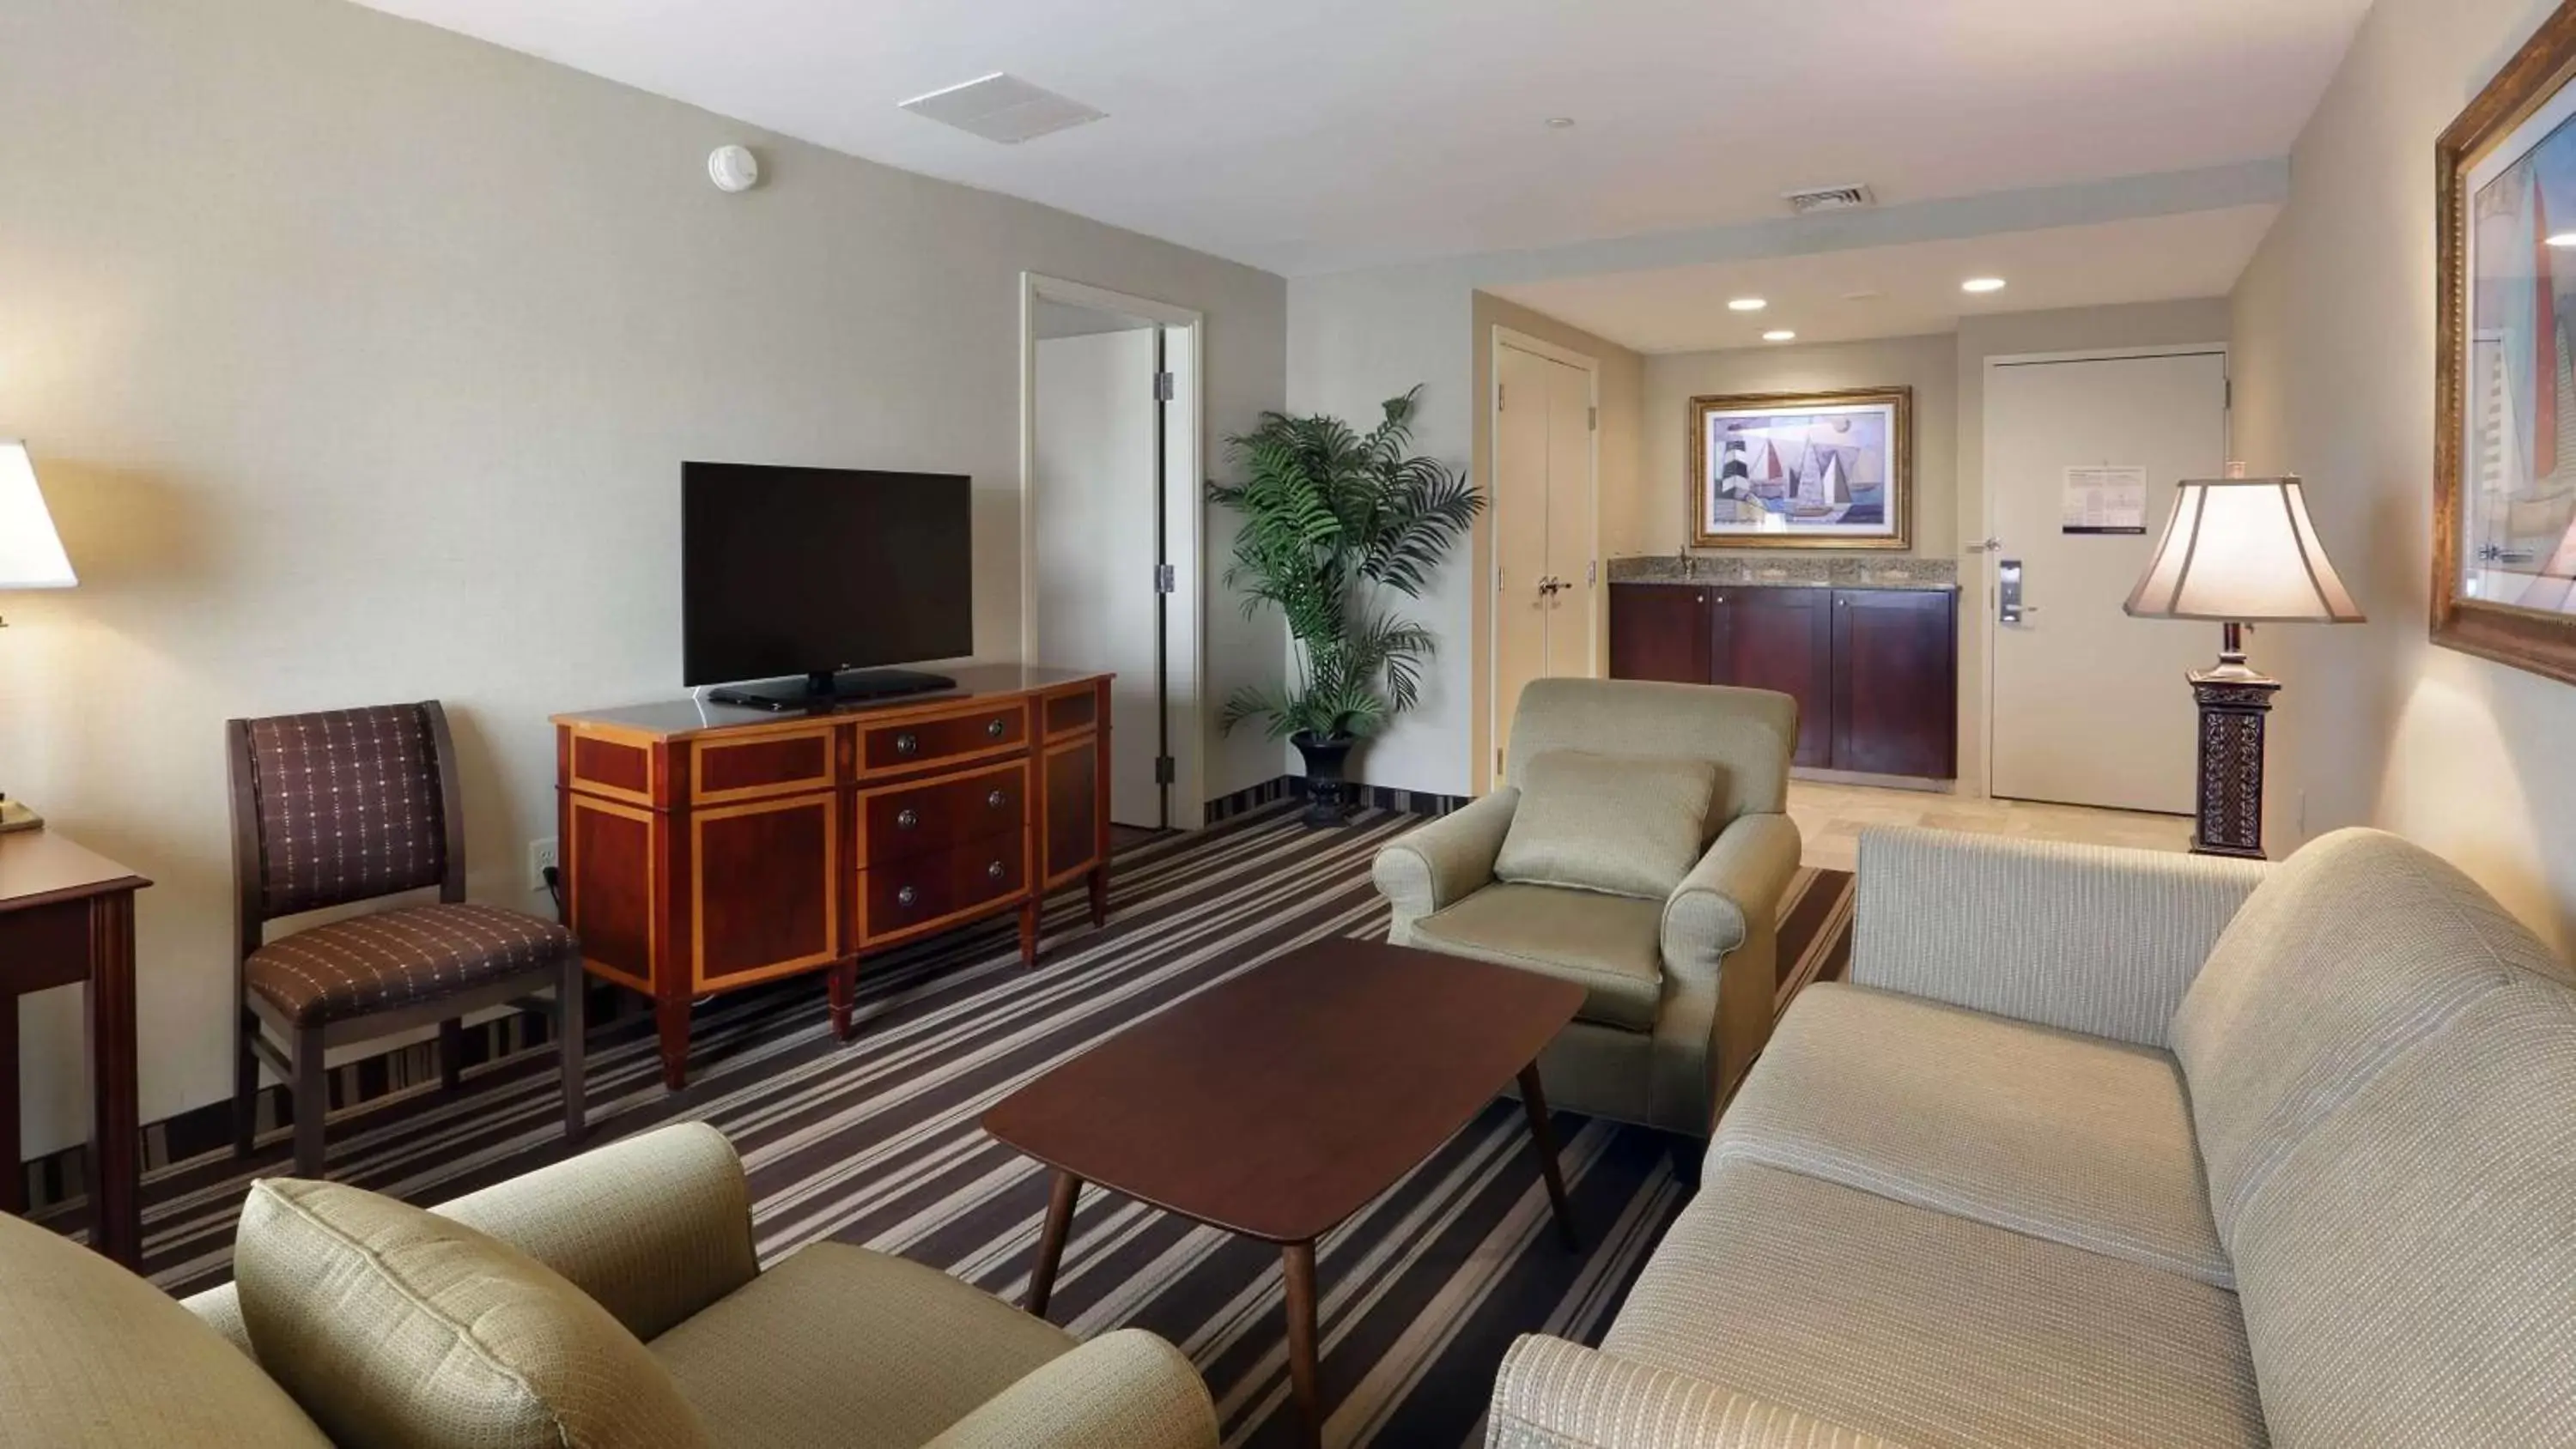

left=1689, top=387, right=1912, bottom=549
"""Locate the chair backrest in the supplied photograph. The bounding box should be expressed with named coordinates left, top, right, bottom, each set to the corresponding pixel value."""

left=1503, top=678, right=1797, bottom=837
left=228, top=701, right=463, bottom=931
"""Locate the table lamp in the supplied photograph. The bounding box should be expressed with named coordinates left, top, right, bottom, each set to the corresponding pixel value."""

left=2123, top=464, right=2362, bottom=858
left=0, top=440, right=76, bottom=833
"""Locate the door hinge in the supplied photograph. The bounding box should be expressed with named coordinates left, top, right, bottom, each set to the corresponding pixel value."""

left=1588, top=406, right=1598, bottom=432
left=1153, top=755, right=1176, bottom=785
left=1153, top=562, right=1176, bottom=594
left=2223, top=377, right=2233, bottom=409
left=1495, top=747, right=1504, bottom=774
left=1154, top=371, right=1176, bottom=402
left=1496, top=383, right=1504, bottom=410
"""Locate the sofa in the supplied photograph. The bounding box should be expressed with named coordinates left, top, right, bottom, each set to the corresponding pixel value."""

left=0, top=1123, right=1216, bottom=1448
left=1373, top=677, right=1803, bottom=1136
left=1489, top=825, right=2576, bottom=1447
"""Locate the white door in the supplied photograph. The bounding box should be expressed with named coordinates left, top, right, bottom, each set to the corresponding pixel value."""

left=1492, top=341, right=1596, bottom=765
left=1035, top=327, right=1163, bottom=827
left=1986, top=349, right=2228, bottom=813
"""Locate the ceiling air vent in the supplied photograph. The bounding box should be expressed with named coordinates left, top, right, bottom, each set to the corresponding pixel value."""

left=899, top=73, right=1106, bottom=144
left=1783, top=184, right=1876, bottom=215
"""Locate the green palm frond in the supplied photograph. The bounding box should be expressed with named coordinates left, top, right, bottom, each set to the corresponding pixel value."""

left=1207, top=388, right=1480, bottom=743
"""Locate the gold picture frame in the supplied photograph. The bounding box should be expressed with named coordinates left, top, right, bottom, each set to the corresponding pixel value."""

left=2434, top=0, right=2576, bottom=683
left=1689, top=386, right=1912, bottom=551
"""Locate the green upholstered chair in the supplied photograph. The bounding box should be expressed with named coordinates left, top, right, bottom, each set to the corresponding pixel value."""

left=1371, top=679, right=1803, bottom=1137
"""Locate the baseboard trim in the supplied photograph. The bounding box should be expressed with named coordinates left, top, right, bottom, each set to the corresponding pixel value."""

left=1202, top=774, right=1468, bottom=825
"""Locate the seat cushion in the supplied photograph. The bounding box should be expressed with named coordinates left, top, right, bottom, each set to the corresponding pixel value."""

left=2227, top=980, right=2576, bottom=1447
left=1494, top=749, right=1716, bottom=899
left=650, top=1243, right=1075, bottom=1449
left=247, top=900, right=572, bottom=1026
left=1713, top=981, right=2231, bottom=1285
left=1605, top=1161, right=2265, bottom=1449
left=233, top=1177, right=708, bottom=1449
left=2170, top=828, right=2571, bottom=1242
left=1411, top=882, right=1663, bottom=1031
left=0, top=1210, right=333, bottom=1447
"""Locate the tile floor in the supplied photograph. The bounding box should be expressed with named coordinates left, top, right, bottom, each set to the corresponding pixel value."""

left=1787, top=779, right=2193, bottom=871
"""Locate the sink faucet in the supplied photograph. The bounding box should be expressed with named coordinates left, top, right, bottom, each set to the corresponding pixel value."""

left=1675, top=545, right=1696, bottom=580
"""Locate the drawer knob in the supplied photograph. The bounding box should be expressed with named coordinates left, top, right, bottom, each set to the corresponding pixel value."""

left=894, top=731, right=920, bottom=756
left=896, top=884, right=918, bottom=907
left=987, top=789, right=1007, bottom=809
left=896, top=808, right=919, bottom=830
left=987, top=860, right=1006, bottom=881
left=986, top=718, right=1008, bottom=739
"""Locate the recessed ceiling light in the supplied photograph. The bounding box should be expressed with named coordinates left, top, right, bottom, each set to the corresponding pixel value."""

left=2549, top=232, right=2576, bottom=247
left=1961, top=276, right=2008, bottom=294
left=1727, top=297, right=1767, bottom=312
left=1762, top=329, right=1797, bottom=343
left=1544, top=117, right=1576, bottom=129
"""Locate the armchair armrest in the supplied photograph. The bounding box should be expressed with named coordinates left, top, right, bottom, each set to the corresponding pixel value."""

left=1662, top=813, right=1803, bottom=973
left=1373, top=788, right=1520, bottom=942
left=926, top=1329, right=1217, bottom=1449
left=185, top=1123, right=758, bottom=1355
left=1489, top=1336, right=1911, bottom=1449
left=1852, top=828, right=2269, bottom=1049
left=1663, top=813, right=1802, bottom=1120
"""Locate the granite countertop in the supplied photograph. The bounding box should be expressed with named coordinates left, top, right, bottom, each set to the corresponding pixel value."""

left=1607, top=555, right=1959, bottom=590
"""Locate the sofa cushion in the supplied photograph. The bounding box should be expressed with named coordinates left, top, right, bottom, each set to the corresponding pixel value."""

left=1713, top=981, right=2230, bottom=1285
left=233, top=1177, right=708, bottom=1449
left=1604, top=1161, right=2265, bottom=1449
left=1494, top=749, right=1716, bottom=900
left=2170, top=828, right=2570, bottom=1242
left=1411, top=882, right=1664, bottom=1030
left=2228, top=980, right=2576, bottom=1446
left=0, top=1210, right=332, bottom=1447
left=651, top=1242, right=1073, bottom=1449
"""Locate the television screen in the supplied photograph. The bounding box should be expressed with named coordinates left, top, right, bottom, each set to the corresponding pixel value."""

left=682, top=463, right=973, bottom=686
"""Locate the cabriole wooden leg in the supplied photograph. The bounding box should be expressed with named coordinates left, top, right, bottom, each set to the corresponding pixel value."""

left=1085, top=866, right=1109, bottom=928
left=1282, top=1240, right=1322, bottom=1449
left=1517, top=1063, right=1578, bottom=1250
left=1018, top=900, right=1041, bottom=968
left=1026, top=1169, right=1081, bottom=1318
left=828, top=961, right=858, bottom=1040
left=653, top=993, right=690, bottom=1091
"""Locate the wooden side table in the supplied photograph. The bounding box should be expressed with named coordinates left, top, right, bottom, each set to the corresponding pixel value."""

left=0, top=829, right=149, bottom=1268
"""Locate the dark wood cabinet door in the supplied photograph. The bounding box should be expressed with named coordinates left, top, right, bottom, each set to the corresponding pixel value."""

left=1608, top=583, right=1714, bottom=685
left=1710, top=587, right=1834, bottom=767
left=1830, top=590, right=1957, bottom=779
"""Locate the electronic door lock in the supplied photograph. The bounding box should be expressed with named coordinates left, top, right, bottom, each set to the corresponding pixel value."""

left=1999, top=560, right=2024, bottom=624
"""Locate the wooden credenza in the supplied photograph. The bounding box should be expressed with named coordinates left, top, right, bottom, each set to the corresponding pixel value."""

left=1609, top=581, right=1957, bottom=780
left=554, top=665, right=1112, bottom=1088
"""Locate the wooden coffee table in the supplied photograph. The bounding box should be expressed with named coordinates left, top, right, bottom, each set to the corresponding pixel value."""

left=981, top=938, right=1585, bottom=1448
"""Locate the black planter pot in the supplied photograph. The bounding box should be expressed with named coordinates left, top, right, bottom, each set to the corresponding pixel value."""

left=1291, top=731, right=1358, bottom=827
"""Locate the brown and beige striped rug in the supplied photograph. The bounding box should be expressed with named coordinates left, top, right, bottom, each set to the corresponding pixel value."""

left=131, top=802, right=1854, bottom=1447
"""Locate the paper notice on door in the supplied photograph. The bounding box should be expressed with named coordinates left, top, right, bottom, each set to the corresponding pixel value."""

left=2063, top=465, right=2148, bottom=534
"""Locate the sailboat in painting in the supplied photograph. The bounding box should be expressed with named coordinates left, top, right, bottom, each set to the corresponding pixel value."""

left=1790, top=449, right=1852, bottom=522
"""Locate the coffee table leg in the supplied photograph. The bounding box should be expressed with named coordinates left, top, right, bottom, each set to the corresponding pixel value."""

left=1517, top=1063, right=1579, bottom=1251
left=1026, top=1169, right=1081, bottom=1318
left=1281, top=1240, right=1322, bottom=1449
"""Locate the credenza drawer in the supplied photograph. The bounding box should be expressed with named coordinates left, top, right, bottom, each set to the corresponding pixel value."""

left=691, top=726, right=835, bottom=803
left=862, top=761, right=1026, bottom=865
left=860, top=831, right=1026, bottom=943
left=860, top=706, right=1026, bottom=774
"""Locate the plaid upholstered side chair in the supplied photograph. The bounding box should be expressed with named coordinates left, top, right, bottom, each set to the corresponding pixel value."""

left=227, top=701, right=584, bottom=1179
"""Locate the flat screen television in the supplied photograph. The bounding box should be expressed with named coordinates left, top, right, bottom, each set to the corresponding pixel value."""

left=682, top=462, right=973, bottom=710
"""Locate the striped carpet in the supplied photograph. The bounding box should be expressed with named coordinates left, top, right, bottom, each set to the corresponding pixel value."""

left=127, top=801, right=1856, bottom=1447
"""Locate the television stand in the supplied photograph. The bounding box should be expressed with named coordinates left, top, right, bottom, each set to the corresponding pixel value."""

left=706, top=667, right=958, bottom=712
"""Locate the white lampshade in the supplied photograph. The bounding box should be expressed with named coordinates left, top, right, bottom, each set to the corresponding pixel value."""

left=2124, top=474, right=2361, bottom=622
left=0, top=441, right=76, bottom=590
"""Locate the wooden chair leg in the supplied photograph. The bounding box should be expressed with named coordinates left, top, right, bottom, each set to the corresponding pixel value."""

left=294, top=1025, right=328, bottom=1180
left=232, top=1006, right=260, bottom=1157
left=559, top=953, right=586, bottom=1145
left=438, top=1017, right=465, bottom=1094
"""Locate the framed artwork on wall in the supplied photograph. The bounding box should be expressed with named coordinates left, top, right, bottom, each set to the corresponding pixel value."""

left=1689, top=387, right=1911, bottom=550
left=2436, top=0, right=2576, bottom=682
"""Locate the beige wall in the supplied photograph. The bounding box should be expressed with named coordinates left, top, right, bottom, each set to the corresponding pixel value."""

left=2230, top=0, right=2576, bottom=949
left=1638, top=333, right=1959, bottom=561
left=0, top=0, right=1285, bottom=1152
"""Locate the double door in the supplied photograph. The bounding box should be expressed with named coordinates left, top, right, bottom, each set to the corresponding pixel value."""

left=1493, top=340, right=1597, bottom=762
left=1607, top=582, right=1955, bottom=779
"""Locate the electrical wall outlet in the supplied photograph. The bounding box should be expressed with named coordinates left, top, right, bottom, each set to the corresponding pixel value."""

left=529, top=837, right=560, bottom=893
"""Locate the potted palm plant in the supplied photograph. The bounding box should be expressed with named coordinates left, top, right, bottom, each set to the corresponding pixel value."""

left=1209, top=387, right=1482, bottom=825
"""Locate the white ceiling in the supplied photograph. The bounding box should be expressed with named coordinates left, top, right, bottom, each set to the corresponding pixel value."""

left=1496, top=204, right=2282, bottom=353
left=352, top=0, right=2368, bottom=276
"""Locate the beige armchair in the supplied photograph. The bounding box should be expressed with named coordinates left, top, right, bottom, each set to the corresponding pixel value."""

left=1372, top=679, right=1803, bottom=1137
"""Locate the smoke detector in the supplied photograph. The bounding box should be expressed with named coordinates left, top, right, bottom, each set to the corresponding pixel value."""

left=900, top=73, right=1105, bottom=144
left=1783, top=184, right=1876, bottom=215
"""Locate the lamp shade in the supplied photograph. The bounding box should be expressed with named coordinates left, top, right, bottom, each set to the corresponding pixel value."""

left=0, top=441, right=75, bottom=590
left=2123, top=474, right=2361, bottom=622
